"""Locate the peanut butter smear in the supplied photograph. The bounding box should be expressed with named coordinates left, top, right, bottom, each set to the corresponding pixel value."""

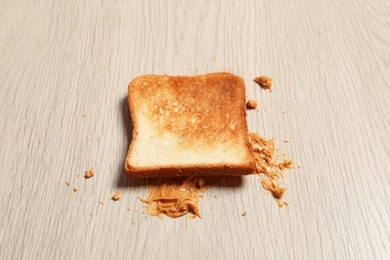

left=248, top=132, right=294, bottom=207
left=140, top=176, right=219, bottom=219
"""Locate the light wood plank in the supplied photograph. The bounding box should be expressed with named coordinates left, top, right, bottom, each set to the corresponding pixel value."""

left=0, top=0, right=389, bottom=259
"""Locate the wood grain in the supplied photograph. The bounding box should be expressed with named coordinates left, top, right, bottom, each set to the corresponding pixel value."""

left=0, top=0, right=389, bottom=259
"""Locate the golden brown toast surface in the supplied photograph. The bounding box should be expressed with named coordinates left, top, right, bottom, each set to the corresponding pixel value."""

left=125, top=72, right=255, bottom=178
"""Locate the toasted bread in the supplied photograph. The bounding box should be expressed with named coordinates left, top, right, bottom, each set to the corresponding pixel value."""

left=125, top=72, right=255, bottom=178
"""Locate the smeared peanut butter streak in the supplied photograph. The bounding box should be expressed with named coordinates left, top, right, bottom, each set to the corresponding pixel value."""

left=248, top=132, right=294, bottom=207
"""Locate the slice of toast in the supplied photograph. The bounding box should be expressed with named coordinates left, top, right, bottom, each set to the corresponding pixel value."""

left=125, top=72, right=255, bottom=178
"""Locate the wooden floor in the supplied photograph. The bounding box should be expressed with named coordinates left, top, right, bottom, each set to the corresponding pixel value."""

left=1, top=0, right=389, bottom=259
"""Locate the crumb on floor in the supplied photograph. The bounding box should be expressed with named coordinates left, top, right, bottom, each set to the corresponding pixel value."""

left=84, top=167, right=94, bottom=178
left=242, top=211, right=247, bottom=217
left=73, top=187, right=78, bottom=192
left=112, top=192, right=122, bottom=201
left=188, top=215, right=197, bottom=220
left=246, top=100, right=257, bottom=109
left=66, top=182, right=70, bottom=186
left=255, top=76, right=273, bottom=92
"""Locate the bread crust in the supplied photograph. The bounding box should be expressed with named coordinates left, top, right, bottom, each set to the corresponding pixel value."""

left=125, top=72, right=255, bottom=178
left=125, top=163, right=255, bottom=178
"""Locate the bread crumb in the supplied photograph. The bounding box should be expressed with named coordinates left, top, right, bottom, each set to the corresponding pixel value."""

left=112, top=192, right=122, bottom=201
left=100, top=201, right=104, bottom=205
left=255, top=76, right=273, bottom=92
left=246, top=100, right=257, bottom=109
left=127, top=208, right=131, bottom=211
left=283, top=139, right=290, bottom=143
left=84, top=167, right=94, bottom=178
left=188, top=215, right=197, bottom=221
left=242, top=211, right=247, bottom=216
left=280, top=159, right=295, bottom=169
left=298, top=165, right=302, bottom=168
left=73, top=187, right=78, bottom=192
left=66, top=182, right=70, bottom=186
left=213, top=195, right=218, bottom=198
left=76, top=173, right=80, bottom=178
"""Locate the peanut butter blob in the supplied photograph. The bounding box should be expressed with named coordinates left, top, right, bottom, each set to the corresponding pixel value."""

left=139, top=176, right=218, bottom=219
